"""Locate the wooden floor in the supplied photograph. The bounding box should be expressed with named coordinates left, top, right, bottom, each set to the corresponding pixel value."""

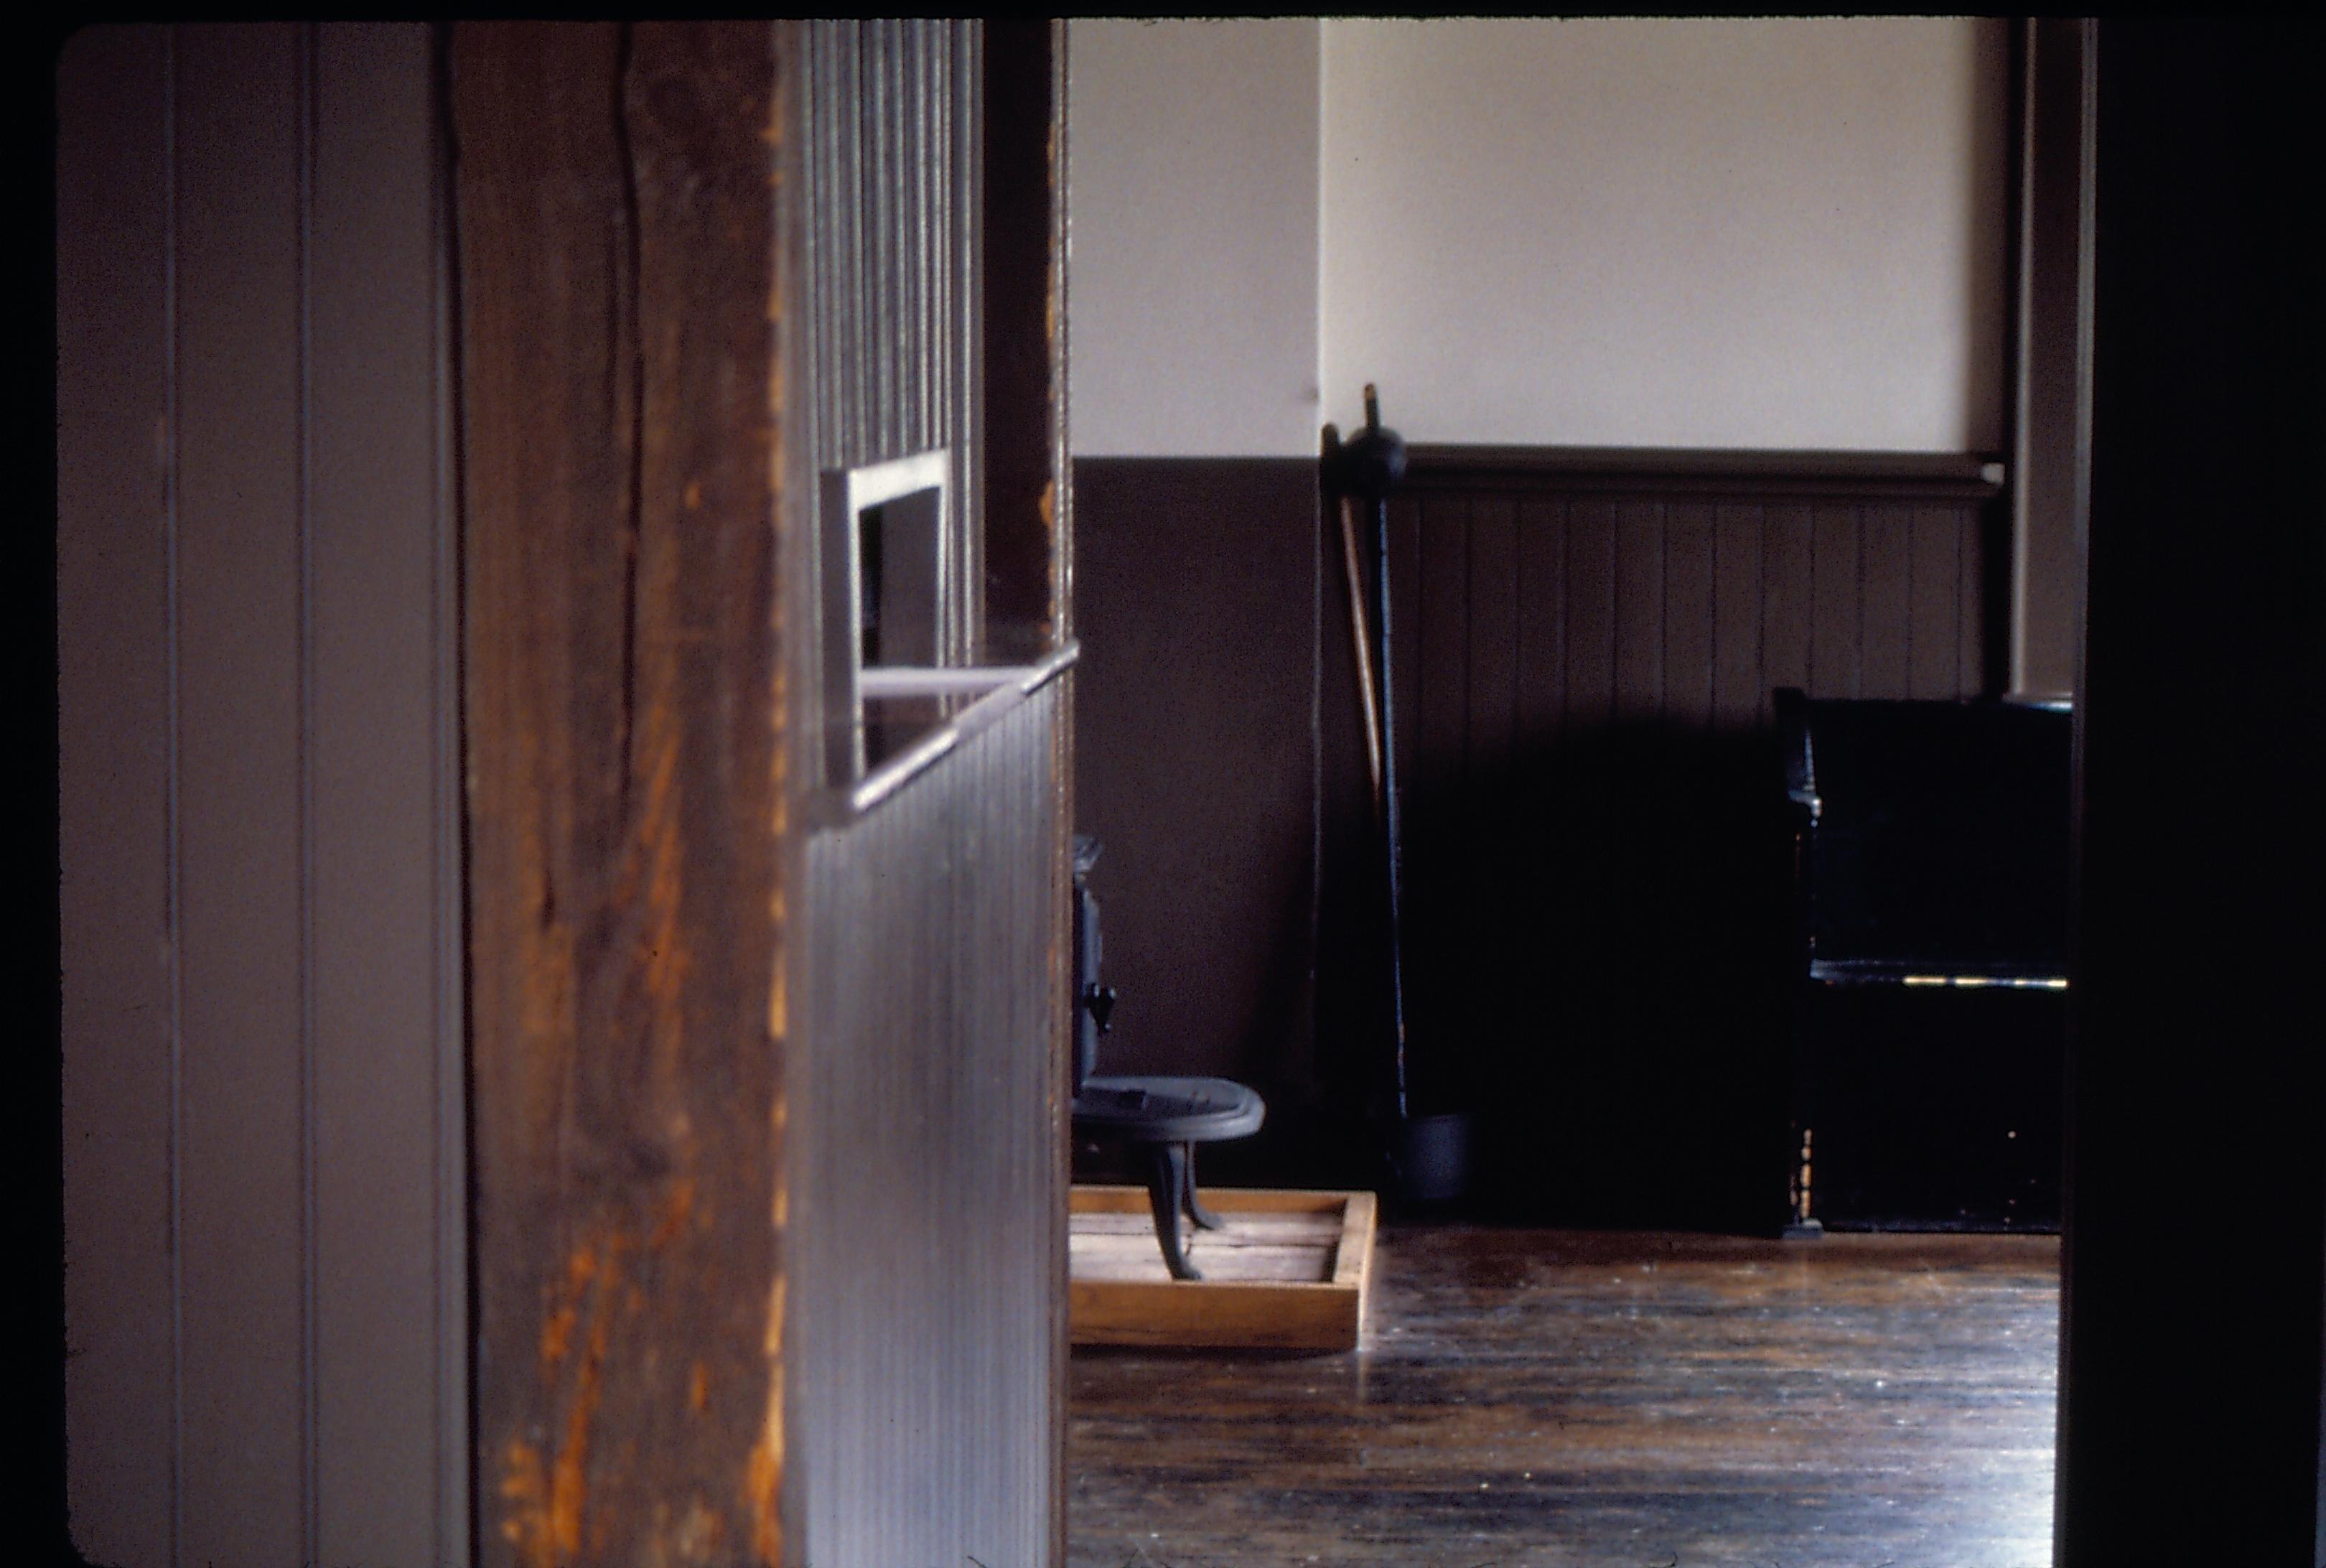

left=1068, top=1223, right=2059, bottom=1567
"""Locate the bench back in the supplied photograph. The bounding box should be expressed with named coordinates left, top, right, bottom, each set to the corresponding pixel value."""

left=1778, top=693, right=2072, bottom=980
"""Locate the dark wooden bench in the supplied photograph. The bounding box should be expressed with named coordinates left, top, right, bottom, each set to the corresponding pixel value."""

left=1778, top=690, right=2071, bottom=1233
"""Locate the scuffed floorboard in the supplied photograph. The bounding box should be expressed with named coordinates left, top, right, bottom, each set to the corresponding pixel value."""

left=1069, top=1224, right=2057, bottom=1567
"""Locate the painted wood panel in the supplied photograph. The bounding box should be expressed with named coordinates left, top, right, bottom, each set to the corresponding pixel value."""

left=1386, top=493, right=1424, bottom=838
left=1810, top=504, right=1865, bottom=699
left=1467, top=495, right=1520, bottom=782
left=57, top=27, right=177, bottom=1568
left=1564, top=500, right=1618, bottom=730
left=1415, top=494, right=1469, bottom=829
left=1762, top=504, right=1814, bottom=709
left=1959, top=510, right=1989, bottom=696
left=307, top=27, right=470, bottom=1567
left=1386, top=454, right=1999, bottom=746
left=2060, top=24, right=2326, bottom=1554
left=172, top=29, right=312, bottom=1564
left=785, top=22, right=1070, bottom=1567
left=1857, top=508, right=1914, bottom=697
left=1712, top=503, right=1765, bottom=726
left=1665, top=501, right=1717, bottom=732
left=1070, top=459, right=1325, bottom=1088
left=1910, top=503, right=1966, bottom=698
left=1071, top=448, right=1995, bottom=1224
left=1513, top=498, right=1566, bottom=748
left=1368, top=449, right=2002, bottom=1225
left=2010, top=17, right=2093, bottom=701
left=1612, top=501, right=1665, bottom=719
left=60, top=23, right=467, bottom=1568
left=803, top=20, right=984, bottom=667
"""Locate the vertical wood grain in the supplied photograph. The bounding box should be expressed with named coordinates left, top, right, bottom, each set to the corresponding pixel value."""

left=1406, top=494, right=1464, bottom=1042
left=787, top=20, right=1068, bottom=1566
left=1514, top=498, right=1567, bottom=750
left=62, top=27, right=471, bottom=1567
left=57, top=27, right=177, bottom=1568
left=1364, top=460, right=1998, bottom=1233
left=1467, top=494, right=1520, bottom=782
left=1416, top=493, right=1471, bottom=806
left=1393, top=480, right=1989, bottom=740
left=1762, top=504, right=1815, bottom=717
left=1712, top=503, right=1765, bottom=727
left=1387, top=493, right=1424, bottom=821
left=1068, top=460, right=1320, bottom=1086
left=454, top=22, right=788, bottom=1566
left=173, top=27, right=310, bottom=1565
left=1960, top=505, right=1989, bottom=696
left=1663, top=501, right=1717, bottom=733
left=1910, top=505, right=1965, bottom=698
left=1859, top=505, right=1915, bottom=698
left=804, top=22, right=985, bottom=669
left=794, top=681, right=1068, bottom=1568
left=1612, top=502, right=1665, bottom=719
left=1565, top=500, right=1618, bottom=728
left=1810, top=504, right=1863, bottom=699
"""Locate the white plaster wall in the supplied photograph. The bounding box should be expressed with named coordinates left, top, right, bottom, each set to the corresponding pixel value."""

left=1320, top=17, right=2010, bottom=450
left=1067, top=19, right=1321, bottom=457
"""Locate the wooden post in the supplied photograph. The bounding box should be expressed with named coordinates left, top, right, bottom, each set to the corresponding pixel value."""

left=452, top=22, right=792, bottom=1565
left=2005, top=18, right=2093, bottom=702
left=982, top=19, right=1068, bottom=658
left=2056, top=19, right=2326, bottom=1562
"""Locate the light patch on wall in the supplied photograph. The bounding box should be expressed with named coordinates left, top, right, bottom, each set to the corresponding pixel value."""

left=1067, top=19, right=1323, bottom=457
left=1317, top=17, right=2009, bottom=451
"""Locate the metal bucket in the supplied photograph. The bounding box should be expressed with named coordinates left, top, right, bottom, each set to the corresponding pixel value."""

left=1388, top=1111, right=1473, bottom=1204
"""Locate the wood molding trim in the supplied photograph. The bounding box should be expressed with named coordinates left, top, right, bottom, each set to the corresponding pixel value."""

left=1403, top=444, right=2007, bottom=501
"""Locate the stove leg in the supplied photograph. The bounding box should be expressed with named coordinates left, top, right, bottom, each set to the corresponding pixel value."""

left=1144, top=1142, right=1201, bottom=1281
left=1180, top=1144, right=1226, bottom=1231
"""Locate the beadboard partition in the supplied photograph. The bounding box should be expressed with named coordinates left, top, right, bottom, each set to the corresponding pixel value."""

left=1073, top=445, right=2007, bottom=1228
left=790, top=663, right=1072, bottom=1568
left=1382, top=446, right=2007, bottom=744
left=783, top=23, right=1073, bottom=1568
left=58, top=27, right=468, bottom=1568
left=1359, top=445, right=2009, bottom=1225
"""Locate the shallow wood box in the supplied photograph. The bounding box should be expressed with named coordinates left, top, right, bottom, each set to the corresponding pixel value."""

left=1068, top=1186, right=1376, bottom=1352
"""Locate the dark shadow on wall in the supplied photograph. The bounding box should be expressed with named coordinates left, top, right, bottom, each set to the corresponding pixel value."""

left=1073, top=456, right=1804, bottom=1230
left=1371, top=721, right=1796, bottom=1233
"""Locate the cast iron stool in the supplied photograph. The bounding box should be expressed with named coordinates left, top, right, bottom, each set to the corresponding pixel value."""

left=1068, top=836, right=1265, bottom=1280
left=1070, top=1078, right=1266, bottom=1281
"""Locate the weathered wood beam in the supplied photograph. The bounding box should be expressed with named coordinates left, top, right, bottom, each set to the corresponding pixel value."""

left=982, top=19, right=1068, bottom=658
left=452, top=22, right=790, bottom=1566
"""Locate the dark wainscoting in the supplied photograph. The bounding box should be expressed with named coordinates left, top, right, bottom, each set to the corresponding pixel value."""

left=1377, top=448, right=2005, bottom=1229
left=1073, top=449, right=2006, bottom=1230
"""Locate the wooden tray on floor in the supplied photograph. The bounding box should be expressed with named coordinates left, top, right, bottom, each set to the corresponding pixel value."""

left=1068, top=1185, right=1375, bottom=1351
